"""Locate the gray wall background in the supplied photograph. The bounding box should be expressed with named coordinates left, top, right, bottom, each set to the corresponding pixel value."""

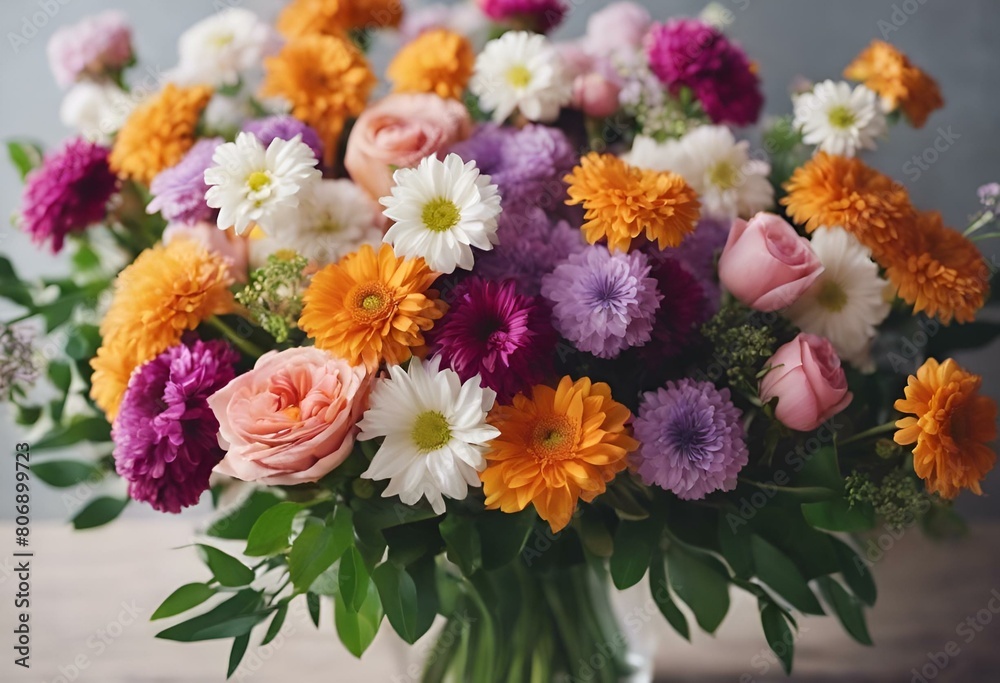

left=1, top=0, right=999, bottom=520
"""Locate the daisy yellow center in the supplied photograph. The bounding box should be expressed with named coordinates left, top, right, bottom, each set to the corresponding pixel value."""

left=247, top=171, right=271, bottom=192
left=212, top=32, right=235, bottom=47
left=316, top=219, right=342, bottom=234
left=422, top=197, right=461, bottom=233
left=529, top=415, right=577, bottom=461
left=412, top=411, right=452, bottom=451
left=816, top=278, right=849, bottom=312
left=506, top=64, right=532, bottom=88
left=349, top=282, right=393, bottom=322
left=708, top=161, right=739, bottom=190
left=828, top=105, right=856, bottom=129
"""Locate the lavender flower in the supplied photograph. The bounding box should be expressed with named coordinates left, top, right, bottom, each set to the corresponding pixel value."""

left=632, top=379, right=749, bottom=499
left=147, top=138, right=223, bottom=224
left=242, top=115, right=324, bottom=165
left=0, top=324, right=38, bottom=398
left=978, top=183, right=1000, bottom=209
left=541, top=245, right=662, bottom=359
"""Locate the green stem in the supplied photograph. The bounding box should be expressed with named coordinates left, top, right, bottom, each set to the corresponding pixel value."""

left=207, top=316, right=265, bottom=359
left=964, top=210, right=995, bottom=236
left=839, top=420, right=898, bottom=446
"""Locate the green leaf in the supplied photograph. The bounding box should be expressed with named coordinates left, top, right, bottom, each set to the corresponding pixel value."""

left=244, top=502, right=303, bottom=557
left=372, top=562, right=420, bottom=643
left=307, top=593, right=321, bottom=627
left=830, top=539, right=876, bottom=606
left=40, top=297, right=77, bottom=332
left=339, top=546, right=371, bottom=613
left=649, top=551, right=689, bottom=640
left=7, top=140, right=43, bottom=180
left=667, top=546, right=730, bottom=633
left=14, top=405, right=42, bottom=426
left=475, top=509, right=534, bottom=570
left=334, top=580, right=384, bottom=658
left=72, top=496, right=128, bottom=530
left=578, top=505, right=614, bottom=558
left=717, top=512, right=754, bottom=578
left=750, top=536, right=823, bottom=615
left=408, top=556, right=440, bottom=641
left=198, top=545, right=255, bottom=588
left=35, top=417, right=112, bottom=451
left=288, top=516, right=352, bottom=594
left=802, top=499, right=875, bottom=533
left=439, top=514, right=482, bottom=577
left=47, top=361, right=72, bottom=393
left=927, top=320, right=1000, bottom=356
left=72, top=242, right=102, bottom=272
left=610, top=517, right=662, bottom=589
left=227, top=634, right=250, bottom=679
left=31, top=460, right=101, bottom=488
left=156, top=590, right=266, bottom=642
left=152, top=583, right=217, bottom=620
left=818, top=577, right=872, bottom=645
left=261, top=603, right=288, bottom=645
left=65, top=324, right=101, bottom=360
left=759, top=601, right=795, bottom=675
left=795, top=446, right=843, bottom=492
left=207, top=491, right=283, bottom=540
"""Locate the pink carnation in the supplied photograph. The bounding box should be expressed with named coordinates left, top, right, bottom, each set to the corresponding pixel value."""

left=47, top=11, right=133, bottom=88
left=477, top=0, right=568, bottom=32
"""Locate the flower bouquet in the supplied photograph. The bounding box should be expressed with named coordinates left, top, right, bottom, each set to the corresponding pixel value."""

left=4, top=1, right=1000, bottom=681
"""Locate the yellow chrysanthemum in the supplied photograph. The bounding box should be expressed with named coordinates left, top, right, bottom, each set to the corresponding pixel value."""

left=91, top=239, right=235, bottom=420
left=387, top=29, right=475, bottom=100
left=885, top=211, right=989, bottom=325
left=844, top=40, right=944, bottom=129
left=895, top=358, right=997, bottom=498
left=564, top=152, right=701, bottom=252
left=299, top=243, right=446, bottom=371
left=109, top=84, right=213, bottom=184
left=481, top=376, right=638, bottom=533
left=260, top=34, right=376, bottom=166
left=277, top=0, right=403, bottom=37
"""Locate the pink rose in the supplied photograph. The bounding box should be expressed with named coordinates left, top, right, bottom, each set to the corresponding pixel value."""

left=572, top=72, right=622, bottom=118
left=163, top=221, right=249, bottom=283
left=345, top=93, right=472, bottom=201
left=583, top=2, right=652, bottom=59
left=718, top=212, right=824, bottom=311
left=210, top=348, right=371, bottom=485
left=47, top=11, right=134, bottom=88
left=759, top=333, right=853, bottom=432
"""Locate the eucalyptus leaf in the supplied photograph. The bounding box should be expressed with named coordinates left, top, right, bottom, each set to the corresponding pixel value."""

left=72, top=496, right=128, bottom=530
left=750, top=536, right=823, bottom=615
left=759, top=601, right=795, bottom=675
left=152, top=583, right=217, bottom=621
left=197, top=545, right=255, bottom=588
left=31, top=460, right=101, bottom=488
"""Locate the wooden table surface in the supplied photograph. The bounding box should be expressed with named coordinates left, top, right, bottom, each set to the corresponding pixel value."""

left=2, top=518, right=999, bottom=682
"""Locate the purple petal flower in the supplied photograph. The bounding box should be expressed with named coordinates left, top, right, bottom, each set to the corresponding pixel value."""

left=660, top=216, right=731, bottom=311
left=632, top=379, right=749, bottom=499
left=242, top=115, right=324, bottom=165
left=147, top=137, right=223, bottom=224
left=978, top=182, right=1000, bottom=209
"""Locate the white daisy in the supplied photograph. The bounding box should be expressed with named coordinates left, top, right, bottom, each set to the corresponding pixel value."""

left=358, top=356, right=501, bottom=514
left=793, top=80, right=887, bottom=157
left=204, top=132, right=321, bottom=236
left=469, top=30, right=573, bottom=124
left=785, top=227, right=891, bottom=372
left=380, top=153, right=502, bottom=274
left=250, top=179, right=383, bottom=268
left=59, top=81, right=133, bottom=143
left=167, top=8, right=279, bottom=88
left=624, top=126, right=774, bottom=219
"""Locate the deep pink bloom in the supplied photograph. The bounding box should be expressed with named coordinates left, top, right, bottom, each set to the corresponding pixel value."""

left=113, top=339, right=238, bottom=513
left=646, top=19, right=763, bottom=126
left=431, top=278, right=556, bottom=402
left=19, top=138, right=118, bottom=253
left=47, top=11, right=133, bottom=87
left=641, top=256, right=709, bottom=361
left=477, top=0, right=568, bottom=32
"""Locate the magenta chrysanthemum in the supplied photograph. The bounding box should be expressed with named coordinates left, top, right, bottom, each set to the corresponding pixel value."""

left=19, top=137, right=118, bottom=253
left=112, top=339, right=239, bottom=513
left=632, top=379, right=749, bottom=500
left=663, top=216, right=730, bottom=311
left=541, top=245, right=662, bottom=359
left=242, top=115, right=324, bottom=165
left=432, top=278, right=555, bottom=402
left=641, top=256, right=709, bottom=360
left=646, top=19, right=763, bottom=126
left=477, top=0, right=568, bottom=32
left=147, top=137, right=222, bottom=224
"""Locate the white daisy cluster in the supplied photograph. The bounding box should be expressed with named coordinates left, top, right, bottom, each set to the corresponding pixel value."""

left=793, top=80, right=887, bottom=157
left=167, top=8, right=279, bottom=88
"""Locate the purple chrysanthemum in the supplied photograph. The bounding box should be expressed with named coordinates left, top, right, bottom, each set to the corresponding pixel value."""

left=147, top=137, right=223, bottom=224
left=476, top=205, right=586, bottom=296
left=242, top=115, right=324, bottom=164
left=113, top=339, right=239, bottom=513
left=978, top=182, right=999, bottom=209
left=478, top=0, right=568, bottom=32
left=632, top=379, right=748, bottom=500
left=661, top=216, right=731, bottom=311
left=19, top=138, right=118, bottom=253
left=646, top=19, right=763, bottom=126
left=541, top=245, right=662, bottom=359
left=432, top=278, right=556, bottom=402
left=641, top=256, right=709, bottom=361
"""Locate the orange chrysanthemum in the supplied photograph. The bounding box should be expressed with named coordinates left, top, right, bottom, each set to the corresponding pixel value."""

left=90, top=239, right=235, bottom=419
left=481, top=376, right=638, bottom=532
left=260, top=34, right=376, bottom=166
left=109, top=84, right=213, bottom=184
left=387, top=29, right=475, bottom=100
left=299, top=244, right=446, bottom=371
left=564, top=153, right=701, bottom=252
left=844, top=40, right=944, bottom=129
left=277, top=0, right=403, bottom=37
left=781, top=152, right=914, bottom=262
left=885, top=211, right=989, bottom=325
left=894, top=358, right=997, bottom=498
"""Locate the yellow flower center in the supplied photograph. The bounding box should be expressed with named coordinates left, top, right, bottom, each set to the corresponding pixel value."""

left=708, top=161, right=739, bottom=190
left=506, top=64, right=532, bottom=89
left=349, top=282, right=393, bottom=322
left=530, top=415, right=577, bottom=461
left=422, top=197, right=461, bottom=233
left=412, top=411, right=452, bottom=451
left=212, top=32, right=235, bottom=47
left=816, top=278, right=849, bottom=312
left=247, top=171, right=271, bottom=192
left=828, top=105, right=856, bottom=129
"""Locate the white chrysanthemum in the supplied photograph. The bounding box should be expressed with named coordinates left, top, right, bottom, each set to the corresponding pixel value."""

left=250, top=179, right=383, bottom=268
left=358, top=356, right=500, bottom=514
left=793, top=80, right=887, bottom=157
left=786, top=227, right=891, bottom=371
left=470, top=30, right=572, bottom=124
left=380, top=153, right=502, bottom=274
left=205, top=132, right=321, bottom=236
left=624, top=126, right=774, bottom=219
left=167, top=8, right=279, bottom=87
left=59, top=81, right=133, bottom=143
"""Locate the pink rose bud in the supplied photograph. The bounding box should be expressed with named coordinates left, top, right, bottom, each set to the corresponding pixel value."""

left=759, top=333, right=853, bottom=432
left=572, top=73, right=621, bottom=118
left=718, top=212, right=824, bottom=311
